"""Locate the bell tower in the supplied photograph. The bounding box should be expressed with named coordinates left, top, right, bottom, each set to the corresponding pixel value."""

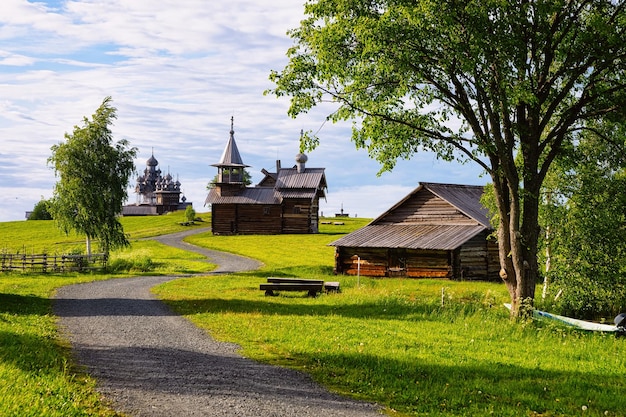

left=211, top=117, right=249, bottom=196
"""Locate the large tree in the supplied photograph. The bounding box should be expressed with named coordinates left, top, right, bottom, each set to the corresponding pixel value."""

left=48, top=97, right=137, bottom=255
left=268, top=0, right=626, bottom=316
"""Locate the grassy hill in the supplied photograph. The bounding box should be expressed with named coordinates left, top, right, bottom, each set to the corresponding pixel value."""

left=1, top=213, right=625, bottom=416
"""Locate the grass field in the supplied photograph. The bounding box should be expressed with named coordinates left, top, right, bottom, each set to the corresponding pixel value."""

left=1, top=213, right=626, bottom=416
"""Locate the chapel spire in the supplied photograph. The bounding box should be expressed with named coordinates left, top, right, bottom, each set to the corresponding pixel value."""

left=210, top=117, right=249, bottom=195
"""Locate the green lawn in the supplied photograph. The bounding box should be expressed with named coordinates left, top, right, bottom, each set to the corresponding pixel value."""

left=155, top=218, right=626, bottom=417
left=1, top=214, right=625, bottom=416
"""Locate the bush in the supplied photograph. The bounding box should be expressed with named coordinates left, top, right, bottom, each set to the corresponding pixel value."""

left=28, top=199, right=53, bottom=220
left=184, top=205, right=196, bottom=223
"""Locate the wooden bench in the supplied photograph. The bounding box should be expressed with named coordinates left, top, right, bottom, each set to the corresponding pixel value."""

left=260, top=278, right=340, bottom=296
left=261, top=278, right=324, bottom=297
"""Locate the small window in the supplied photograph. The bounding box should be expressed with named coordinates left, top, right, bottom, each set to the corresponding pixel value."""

left=293, top=206, right=301, bottom=214
left=263, top=206, right=271, bottom=215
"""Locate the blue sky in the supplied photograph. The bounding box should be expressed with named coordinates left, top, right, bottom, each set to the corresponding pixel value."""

left=0, top=0, right=487, bottom=222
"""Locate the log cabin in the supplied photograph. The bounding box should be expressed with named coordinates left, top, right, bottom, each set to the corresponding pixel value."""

left=205, top=119, right=327, bottom=235
left=329, top=182, right=500, bottom=280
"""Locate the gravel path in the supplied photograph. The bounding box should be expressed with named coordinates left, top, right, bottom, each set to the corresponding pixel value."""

left=54, top=227, right=382, bottom=417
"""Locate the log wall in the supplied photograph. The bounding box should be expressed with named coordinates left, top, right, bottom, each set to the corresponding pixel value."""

left=335, top=237, right=500, bottom=281
left=211, top=199, right=319, bottom=235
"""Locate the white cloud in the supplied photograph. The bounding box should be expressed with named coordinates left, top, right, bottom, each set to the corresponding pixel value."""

left=0, top=1, right=487, bottom=223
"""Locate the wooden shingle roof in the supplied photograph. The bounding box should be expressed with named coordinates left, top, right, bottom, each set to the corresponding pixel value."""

left=205, top=167, right=327, bottom=205
left=205, top=187, right=279, bottom=205
left=329, top=224, right=486, bottom=250
left=211, top=118, right=249, bottom=168
left=276, top=167, right=326, bottom=190
left=330, top=182, right=491, bottom=250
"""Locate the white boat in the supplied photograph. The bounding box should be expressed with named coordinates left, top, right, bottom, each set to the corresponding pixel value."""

left=503, top=303, right=619, bottom=332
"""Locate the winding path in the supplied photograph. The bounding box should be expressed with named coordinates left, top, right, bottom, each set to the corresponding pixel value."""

left=54, top=227, right=382, bottom=417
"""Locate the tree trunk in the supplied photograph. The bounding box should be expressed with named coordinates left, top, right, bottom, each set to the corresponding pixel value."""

left=493, top=177, right=542, bottom=318
left=492, top=172, right=540, bottom=318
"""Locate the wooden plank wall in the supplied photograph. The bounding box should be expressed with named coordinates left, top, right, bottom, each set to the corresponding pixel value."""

left=236, top=205, right=283, bottom=234
left=335, top=247, right=451, bottom=278
left=212, top=200, right=321, bottom=235
left=211, top=204, right=237, bottom=234
left=381, top=190, right=476, bottom=225
left=458, top=232, right=500, bottom=281
left=336, top=247, right=388, bottom=277
left=405, top=250, right=451, bottom=278
left=336, top=242, right=500, bottom=281
left=212, top=204, right=284, bottom=235
left=282, top=199, right=313, bottom=234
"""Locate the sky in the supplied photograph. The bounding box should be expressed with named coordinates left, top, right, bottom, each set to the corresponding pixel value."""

left=0, top=0, right=487, bottom=223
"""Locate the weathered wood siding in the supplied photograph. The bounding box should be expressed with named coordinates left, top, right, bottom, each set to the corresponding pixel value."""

left=236, top=205, right=283, bottom=234
left=334, top=247, right=451, bottom=278
left=335, top=247, right=388, bottom=277
left=211, top=204, right=237, bottom=234
left=335, top=236, right=500, bottom=281
left=211, top=204, right=282, bottom=235
left=457, top=232, right=500, bottom=280
left=380, top=189, right=476, bottom=225
left=282, top=198, right=316, bottom=234
left=211, top=199, right=320, bottom=235
left=405, top=250, right=451, bottom=278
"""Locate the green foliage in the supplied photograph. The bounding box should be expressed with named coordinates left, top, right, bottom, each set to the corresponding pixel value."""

left=538, top=130, right=626, bottom=319
left=206, top=168, right=252, bottom=189
left=0, top=213, right=214, bottom=415
left=184, top=205, right=196, bottom=223
left=3, top=213, right=626, bottom=416
left=268, top=0, right=626, bottom=313
left=28, top=199, right=52, bottom=220
left=48, top=97, right=137, bottom=254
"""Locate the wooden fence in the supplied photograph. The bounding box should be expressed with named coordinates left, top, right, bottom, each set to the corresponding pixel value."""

left=0, top=253, right=108, bottom=273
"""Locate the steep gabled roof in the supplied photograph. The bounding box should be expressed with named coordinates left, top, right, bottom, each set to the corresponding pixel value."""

left=211, top=118, right=249, bottom=168
left=329, top=224, right=486, bottom=250
left=330, top=182, right=491, bottom=250
left=275, top=167, right=327, bottom=196
left=371, top=182, right=490, bottom=228
left=421, top=182, right=490, bottom=228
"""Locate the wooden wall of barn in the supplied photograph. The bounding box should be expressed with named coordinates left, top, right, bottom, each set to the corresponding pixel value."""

left=211, top=199, right=320, bottom=235
left=211, top=204, right=282, bottom=235
left=281, top=198, right=317, bottom=234
left=334, top=236, right=500, bottom=281
left=454, top=231, right=500, bottom=281
left=334, top=247, right=452, bottom=278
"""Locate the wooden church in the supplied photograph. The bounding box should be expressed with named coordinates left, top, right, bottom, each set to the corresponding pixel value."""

left=329, top=182, right=500, bottom=280
left=122, top=151, right=191, bottom=216
left=205, top=119, right=328, bottom=235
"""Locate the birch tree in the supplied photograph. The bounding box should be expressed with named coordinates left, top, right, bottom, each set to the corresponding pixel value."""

left=48, top=97, right=137, bottom=256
